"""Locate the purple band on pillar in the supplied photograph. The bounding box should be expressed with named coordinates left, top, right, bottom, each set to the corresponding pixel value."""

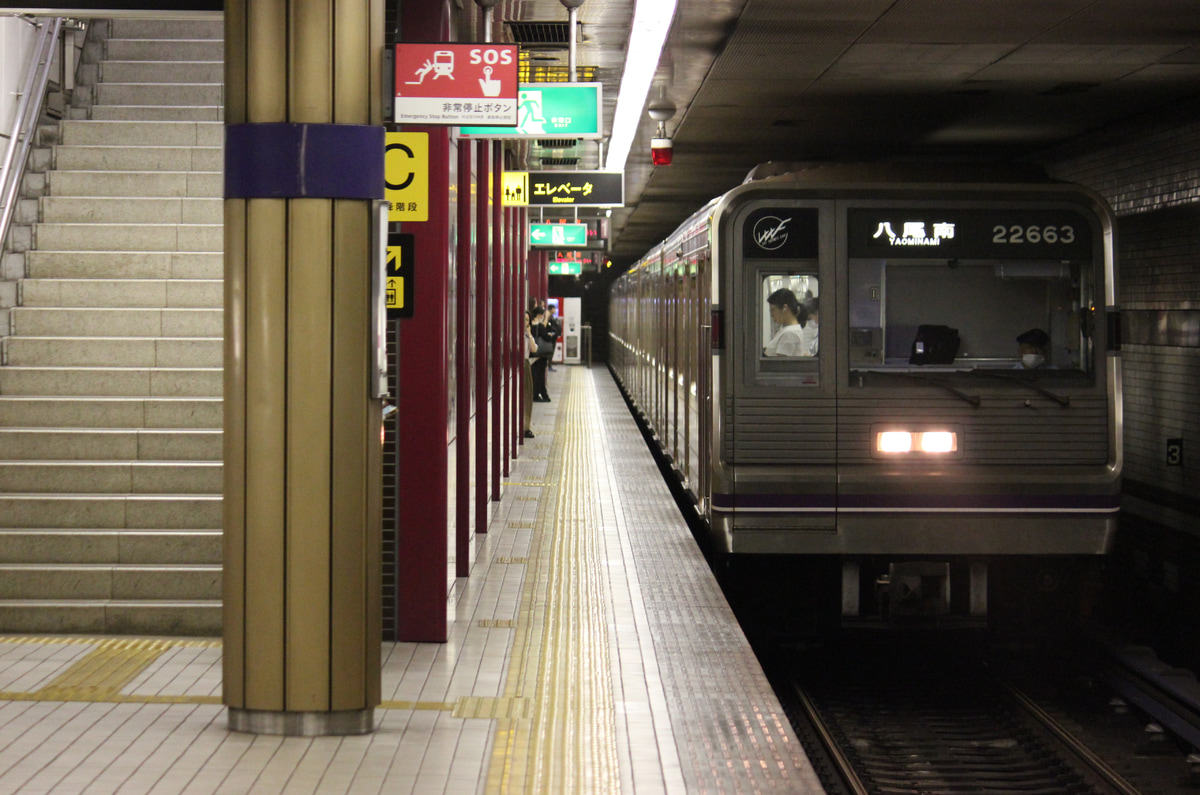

left=225, top=123, right=385, bottom=199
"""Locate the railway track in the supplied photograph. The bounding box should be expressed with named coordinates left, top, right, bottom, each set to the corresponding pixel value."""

left=778, top=632, right=1198, bottom=795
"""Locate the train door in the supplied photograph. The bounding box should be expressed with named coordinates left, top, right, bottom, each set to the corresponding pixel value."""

left=723, top=198, right=837, bottom=549
left=696, top=249, right=712, bottom=512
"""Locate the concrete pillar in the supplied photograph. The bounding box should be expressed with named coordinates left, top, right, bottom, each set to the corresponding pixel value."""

left=222, top=0, right=385, bottom=735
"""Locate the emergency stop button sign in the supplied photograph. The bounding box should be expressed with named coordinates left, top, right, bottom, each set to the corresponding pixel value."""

left=393, top=43, right=519, bottom=127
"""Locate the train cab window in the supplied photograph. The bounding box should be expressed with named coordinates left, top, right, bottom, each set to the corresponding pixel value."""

left=760, top=274, right=820, bottom=359
left=848, top=256, right=1095, bottom=377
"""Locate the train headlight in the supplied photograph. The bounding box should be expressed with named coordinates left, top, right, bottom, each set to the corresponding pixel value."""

left=918, top=431, right=956, bottom=453
left=878, top=431, right=913, bottom=453
left=874, top=429, right=959, bottom=455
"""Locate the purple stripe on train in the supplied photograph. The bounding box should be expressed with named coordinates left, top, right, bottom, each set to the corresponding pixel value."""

left=711, top=492, right=1120, bottom=511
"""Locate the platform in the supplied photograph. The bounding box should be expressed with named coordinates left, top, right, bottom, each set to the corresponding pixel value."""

left=0, top=366, right=823, bottom=793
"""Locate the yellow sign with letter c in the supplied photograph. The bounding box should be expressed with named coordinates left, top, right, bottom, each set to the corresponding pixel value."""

left=385, top=132, right=428, bottom=222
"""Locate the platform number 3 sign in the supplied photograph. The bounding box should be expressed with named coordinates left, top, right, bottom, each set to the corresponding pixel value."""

left=1167, top=438, right=1184, bottom=467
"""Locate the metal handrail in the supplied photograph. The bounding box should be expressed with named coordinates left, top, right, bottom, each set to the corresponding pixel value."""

left=0, top=16, right=64, bottom=254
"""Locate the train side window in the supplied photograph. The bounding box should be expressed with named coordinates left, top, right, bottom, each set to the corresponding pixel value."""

left=761, top=274, right=819, bottom=358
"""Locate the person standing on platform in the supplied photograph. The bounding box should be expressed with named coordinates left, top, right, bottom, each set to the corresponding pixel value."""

left=523, top=309, right=538, bottom=438
left=545, top=303, right=562, bottom=372
left=530, top=306, right=552, bottom=402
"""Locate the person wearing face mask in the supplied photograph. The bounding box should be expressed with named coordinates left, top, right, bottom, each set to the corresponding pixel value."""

left=1016, top=328, right=1050, bottom=369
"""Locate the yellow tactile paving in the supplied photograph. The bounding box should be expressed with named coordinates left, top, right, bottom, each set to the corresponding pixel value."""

left=0, top=637, right=221, bottom=704
left=487, top=367, right=622, bottom=794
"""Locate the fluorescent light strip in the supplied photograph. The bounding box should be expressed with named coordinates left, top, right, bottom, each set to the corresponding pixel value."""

left=605, top=0, right=678, bottom=172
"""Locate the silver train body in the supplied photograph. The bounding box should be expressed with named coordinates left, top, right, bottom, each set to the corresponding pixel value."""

left=609, top=167, right=1121, bottom=620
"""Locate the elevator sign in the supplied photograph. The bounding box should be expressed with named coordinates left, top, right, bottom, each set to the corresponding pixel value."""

left=502, top=171, right=624, bottom=207
left=393, top=43, right=519, bottom=126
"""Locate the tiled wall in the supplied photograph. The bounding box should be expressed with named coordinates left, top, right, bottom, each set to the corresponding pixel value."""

left=1044, top=97, right=1200, bottom=533
left=1042, top=98, right=1200, bottom=643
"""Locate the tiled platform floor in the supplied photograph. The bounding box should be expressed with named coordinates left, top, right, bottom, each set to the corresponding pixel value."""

left=0, top=366, right=823, bottom=794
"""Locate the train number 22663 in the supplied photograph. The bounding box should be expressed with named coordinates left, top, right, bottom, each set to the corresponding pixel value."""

left=992, top=224, right=1075, bottom=244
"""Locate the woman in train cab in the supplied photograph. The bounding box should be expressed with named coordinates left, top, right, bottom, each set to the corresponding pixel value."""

left=764, top=288, right=811, bottom=357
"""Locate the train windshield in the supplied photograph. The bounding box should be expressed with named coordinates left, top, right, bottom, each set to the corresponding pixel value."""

left=847, top=256, right=1095, bottom=376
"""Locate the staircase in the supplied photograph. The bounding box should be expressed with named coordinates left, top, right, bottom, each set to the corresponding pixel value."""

left=0, top=18, right=223, bottom=635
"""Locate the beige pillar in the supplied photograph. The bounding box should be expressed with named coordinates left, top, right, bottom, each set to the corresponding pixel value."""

left=223, top=0, right=385, bottom=735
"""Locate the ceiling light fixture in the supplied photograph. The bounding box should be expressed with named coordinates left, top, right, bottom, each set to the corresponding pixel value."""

left=605, top=0, right=678, bottom=172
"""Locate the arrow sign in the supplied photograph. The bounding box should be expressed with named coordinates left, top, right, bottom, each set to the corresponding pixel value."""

left=529, top=222, right=588, bottom=248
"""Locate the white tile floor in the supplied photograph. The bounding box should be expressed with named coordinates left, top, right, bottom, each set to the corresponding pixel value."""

left=0, top=367, right=823, bottom=794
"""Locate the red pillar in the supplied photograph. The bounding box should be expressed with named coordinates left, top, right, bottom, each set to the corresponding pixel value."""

left=474, top=141, right=491, bottom=532
left=491, top=142, right=504, bottom=494
left=454, top=140, right=472, bottom=575
left=509, top=206, right=520, bottom=456
left=396, top=0, right=453, bottom=642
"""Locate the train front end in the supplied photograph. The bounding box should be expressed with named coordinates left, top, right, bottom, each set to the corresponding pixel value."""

left=710, top=176, right=1121, bottom=622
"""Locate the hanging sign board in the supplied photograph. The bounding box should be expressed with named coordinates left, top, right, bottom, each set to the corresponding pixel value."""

left=458, top=83, right=603, bottom=138
left=393, top=43, right=519, bottom=126
left=502, top=171, right=624, bottom=207
left=548, top=262, right=583, bottom=275
left=529, top=222, right=589, bottom=248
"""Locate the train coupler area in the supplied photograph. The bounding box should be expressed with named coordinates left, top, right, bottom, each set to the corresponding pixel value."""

left=842, top=559, right=989, bottom=629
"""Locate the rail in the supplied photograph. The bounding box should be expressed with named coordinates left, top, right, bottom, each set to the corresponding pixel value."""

left=0, top=16, right=64, bottom=253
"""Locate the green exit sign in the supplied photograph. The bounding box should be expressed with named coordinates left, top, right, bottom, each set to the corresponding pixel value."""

left=459, top=83, right=602, bottom=138
left=548, top=262, right=582, bottom=275
left=529, top=223, right=588, bottom=248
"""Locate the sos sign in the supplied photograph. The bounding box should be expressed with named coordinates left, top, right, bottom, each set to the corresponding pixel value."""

left=393, top=43, right=519, bottom=126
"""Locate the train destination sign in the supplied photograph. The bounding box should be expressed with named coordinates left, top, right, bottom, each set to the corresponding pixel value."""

left=529, top=223, right=588, bottom=248
left=393, top=43, right=519, bottom=126
left=458, top=83, right=603, bottom=139
left=848, top=208, right=1093, bottom=259
left=502, top=171, right=624, bottom=208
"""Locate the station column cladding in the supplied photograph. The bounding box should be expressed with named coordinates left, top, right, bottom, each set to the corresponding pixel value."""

left=222, top=0, right=386, bottom=736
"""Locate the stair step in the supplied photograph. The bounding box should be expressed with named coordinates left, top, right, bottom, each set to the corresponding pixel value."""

left=100, top=60, right=223, bottom=84
left=89, top=105, right=224, bottom=122
left=48, top=169, right=221, bottom=198
left=0, top=462, right=221, bottom=494
left=0, top=428, right=221, bottom=460
left=55, top=145, right=222, bottom=172
left=97, top=83, right=223, bottom=108
left=60, top=119, right=222, bottom=147
left=0, top=495, right=222, bottom=530
left=110, top=18, right=223, bottom=39
left=20, top=278, right=222, bottom=308
left=0, top=564, right=221, bottom=600
left=34, top=222, right=221, bottom=253
left=6, top=336, right=222, bottom=367
left=0, top=365, right=222, bottom=397
left=40, top=196, right=222, bottom=224
left=11, top=307, right=222, bottom=337
left=0, top=397, right=222, bottom=429
left=0, top=529, right=220, bottom=564
left=106, top=37, right=224, bottom=62
left=0, top=599, right=221, bottom=636
left=26, top=251, right=222, bottom=280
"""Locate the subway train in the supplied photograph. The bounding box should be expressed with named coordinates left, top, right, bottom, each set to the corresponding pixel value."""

left=609, top=164, right=1122, bottom=623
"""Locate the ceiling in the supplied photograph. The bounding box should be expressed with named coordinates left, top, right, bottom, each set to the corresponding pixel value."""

left=476, top=0, right=1200, bottom=270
